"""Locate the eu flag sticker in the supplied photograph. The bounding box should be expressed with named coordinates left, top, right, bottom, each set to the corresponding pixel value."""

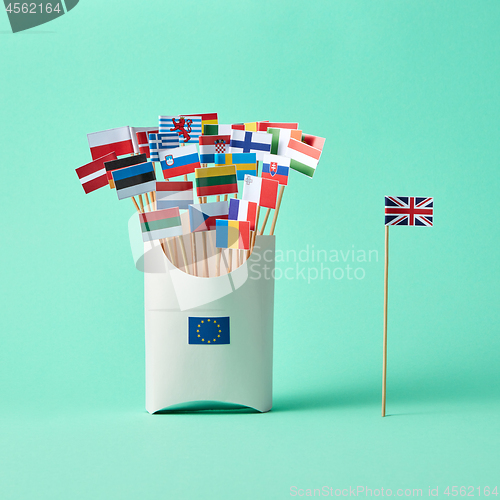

left=188, top=317, right=230, bottom=345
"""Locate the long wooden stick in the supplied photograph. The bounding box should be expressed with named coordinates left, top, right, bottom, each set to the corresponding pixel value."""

left=164, top=238, right=174, bottom=263
left=132, top=197, right=141, bottom=213
left=259, top=208, right=271, bottom=235
left=269, top=185, right=285, bottom=235
left=191, top=233, right=198, bottom=276
left=202, top=232, right=209, bottom=277
left=216, top=248, right=221, bottom=276
left=382, top=225, right=389, bottom=417
left=178, top=236, right=189, bottom=274
left=150, top=191, right=156, bottom=211
left=138, top=194, right=145, bottom=213
left=144, top=192, right=151, bottom=211
left=172, top=237, right=179, bottom=268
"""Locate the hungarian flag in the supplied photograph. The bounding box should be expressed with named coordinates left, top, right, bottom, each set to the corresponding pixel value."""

left=214, top=152, right=257, bottom=181
left=257, top=122, right=298, bottom=132
left=189, top=201, right=229, bottom=232
left=104, top=154, right=147, bottom=189
left=140, top=207, right=183, bottom=242
left=261, top=154, right=290, bottom=186
left=159, top=145, right=201, bottom=179
left=87, top=126, right=134, bottom=160
left=76, top=152, right=117, bottom=194
left=199, top=134, right=231, bottom=163
left=195, top=165, right=238, bottom=197
left=242, top=174, right=279, bottom=209
left=216, top=220, right=250, bottom=250
left=286, top=135, right=325, bottom=178
left=111, top=161, right=156, bottom=200
left=135, top=129, right=158, bottom=158
left=156, top=181, right=194, bottom=210
left=267, top=127, right=302, bottom=156
left=228, top=198, right=258, bottom=231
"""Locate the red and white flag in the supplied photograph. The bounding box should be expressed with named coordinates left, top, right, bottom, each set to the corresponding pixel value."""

left=87, top=126, right=134, bottom=160
left=242, top=174, right=279, bottom=209
left=134, top=128, right=158, bottom=158
left=257, top=122, right=299, bottom=132
left=76, top=152, right=117, bottom=194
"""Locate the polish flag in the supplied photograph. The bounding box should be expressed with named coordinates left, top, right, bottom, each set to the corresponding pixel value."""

left=87, top=126, right=134, bottom=160
left=76, top=152, right=117, bottom=194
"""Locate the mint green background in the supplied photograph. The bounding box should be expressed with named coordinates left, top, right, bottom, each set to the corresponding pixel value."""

left=1, top=1, right=499, bottom=498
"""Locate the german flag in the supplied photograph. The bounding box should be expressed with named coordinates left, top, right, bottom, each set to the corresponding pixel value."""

left=195, top=165, right=238, bottom=198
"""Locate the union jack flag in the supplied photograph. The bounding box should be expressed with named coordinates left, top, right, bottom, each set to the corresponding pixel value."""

left=385, top=196, right=433, bottom=226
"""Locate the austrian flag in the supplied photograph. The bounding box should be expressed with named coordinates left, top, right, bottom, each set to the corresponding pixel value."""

left=385, top=196, right=434, bottom=226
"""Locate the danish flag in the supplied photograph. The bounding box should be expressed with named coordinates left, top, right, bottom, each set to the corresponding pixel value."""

left=385, top=196, right=433, bottom=226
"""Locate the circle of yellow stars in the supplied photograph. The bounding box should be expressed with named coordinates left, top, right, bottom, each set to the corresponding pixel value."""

left=197, top=319, right=222, bottom=343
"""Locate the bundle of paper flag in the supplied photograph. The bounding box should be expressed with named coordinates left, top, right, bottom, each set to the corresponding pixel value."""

left=76, top=115, right=326, bottom=277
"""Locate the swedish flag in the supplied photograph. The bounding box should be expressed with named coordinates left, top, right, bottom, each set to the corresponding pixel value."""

left=188, top=317, right=230, bottom=345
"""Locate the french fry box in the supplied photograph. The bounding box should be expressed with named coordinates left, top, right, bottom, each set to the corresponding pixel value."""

left=129, top=215, right=275, bottom=413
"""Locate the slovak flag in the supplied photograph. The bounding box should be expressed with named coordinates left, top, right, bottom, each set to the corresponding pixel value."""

left=242, top=174, right=279, bottom=209
left=261, top=153, right=290, bottom=186
left=199, top=134, right=231, bottom=163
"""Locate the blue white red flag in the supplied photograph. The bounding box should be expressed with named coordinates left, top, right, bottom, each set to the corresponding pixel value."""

left=148, top=133, right=179, bottom=161
left=261, top=154, right=290, bottom=186
left=385, top=196, right=434, bottom=226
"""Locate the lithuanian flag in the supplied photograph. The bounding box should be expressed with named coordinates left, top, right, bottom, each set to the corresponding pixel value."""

left=195, top=165, right=238, bottom=197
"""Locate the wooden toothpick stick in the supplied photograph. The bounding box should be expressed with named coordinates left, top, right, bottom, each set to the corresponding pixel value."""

left=202, top=232, right=209, bottom=277
left=178, top=236, right=189, bottom=274
left=132, top=197, right=141, bottom=213
left=144, top=192, right=151, bottom=211
left=259, top=208, right=271, bottom=235
left=382, top=225, right=389, bottom=417
left=191, top=232, right=198, bottom=276
left=138, top=194, right=145, bottom=213
left=269, top=185, right=285, bottom=235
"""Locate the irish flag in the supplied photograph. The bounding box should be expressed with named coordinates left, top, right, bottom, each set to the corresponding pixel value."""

left=267, top=127, right=302, bottom=156
left=195, top=165, right=238, bottom=197
left=286, top=135, right=325, bottom=178
left=242, top=175, right=279, bottom=209
left=87, top=126, right=135, bottom=160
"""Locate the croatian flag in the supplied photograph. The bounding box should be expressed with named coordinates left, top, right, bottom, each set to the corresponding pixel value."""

left=261, top=154, right=290, bottom=186
left=230, top=130, right=272, bottom=161
left=199, top=134, right=231, bottom=163
left=87, top=126, right=134, bottom=160
left=159, top=144, right=201, bottom=179
left=242, top=174, right=279, bottom=209
left=228, top=198, right=258, bottom=231
left=148, top=133, right=179, bottom=161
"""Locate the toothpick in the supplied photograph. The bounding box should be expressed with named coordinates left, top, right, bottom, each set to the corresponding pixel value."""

left=382, top=225, right=389, bottom=417
left=259, top=208, right=271, bottom=235
left=202, top=232, right=209, bottom=277
left=132, top=197, right=141, bottom=213
left=178, top=235, right=189, bottom=274
left=144, top=192, right=151, bottom=211
left=191, top=232, right=198, bottom=276
left=138, top=194, right=145, bottom=213
left=269, top=185, right=285, bottom=235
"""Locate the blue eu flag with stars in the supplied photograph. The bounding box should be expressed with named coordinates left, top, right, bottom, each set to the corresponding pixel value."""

left=188, top=317, right=230, bottom=345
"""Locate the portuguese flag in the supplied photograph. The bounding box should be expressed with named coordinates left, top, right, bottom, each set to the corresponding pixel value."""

left=195, top=165, right=238, bottom=197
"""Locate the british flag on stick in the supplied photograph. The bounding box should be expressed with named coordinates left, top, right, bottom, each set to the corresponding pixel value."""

left=384, top=196, right=433, bottom=227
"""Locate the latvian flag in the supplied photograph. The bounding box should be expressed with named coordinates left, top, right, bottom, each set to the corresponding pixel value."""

left=140, top=207, right=183, bottom=242
left=159, top=116, right=202, bottom=144
left=148, top=133, right=179, bottom=161
left=104, top=154, right=148, bottom=189
left=87, top=126, right=135, bottom=160
left=111, top=161, right=156, bottom=200
left=262, top=153, right=290, bottom=186
left=159, top=145, right=201, bottom=179
left=385, top=196, right=434, bottom=226
left=216, top=220, right=250, bottom=250
left=195, top=165, right=238, bottom=198
left=286, top=134, right=325, bottom=178
left=214, top=152, right=257, bottom=181
left=76, top=152, right=117, bottom=194
left=230, top=130, right=272, bottom=161
left=242, top=174, right=279, bottom=209
left=189, top=201, right=229, bottom=232
left=228, top=198, right=258, bottom=231
left=156, top=181, right=194, bottom=210
left=199, top=135, right=231, bottom=163
left=134, top=128, right=158, bottom=158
